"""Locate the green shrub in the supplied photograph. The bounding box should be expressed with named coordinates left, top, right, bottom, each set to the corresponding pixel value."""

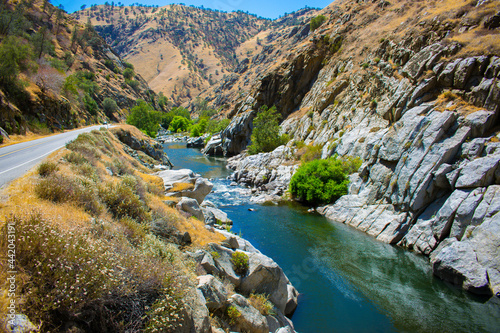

left=123, top=67, right=134, bottom=79
left=3, top=213, right=186, bottom=332
left=227, top=305, right=241, bottom=325
left=104, top=59, right=119, bottom=73
left=123, top=61, right=134, bottom=70
left=231, top=251, right=249, bottom=275
left=83, top=93, right=99, bottom=115
left=126, top=79, right=140, bottom=92
left=310, top=15, right=326, bottom=32
left=249, top=293, right=274, bottom=316
left=206, top=118, right=230, bottom=134
left=144, top=288, right=187, bottom=332
left=247, top=105, right=288, bottom=155
left=102, top=97, right=118, bottom=116
left=36, top=172, right=104, bottom=215
left=100, top=178, right=149, bottom=222
left=37, top=161, right=58, bottom=177
left=0, top=135, right=3, bottom=144
left=290, top=156, right=360, bottom=205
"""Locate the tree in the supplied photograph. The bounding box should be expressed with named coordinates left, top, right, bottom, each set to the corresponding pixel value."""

left=310, top=15, right=326, bottom=32
left=31, top=26, right=53, bottom=59
left=158, top=92, right=168, bottom=109
left=247, top=105, right=288, bottom=155
left=123, top=68, right=134, bottom=79
left=126, top=100, right=162, bottom=137
left=0, top=36, right=33, bottom=83
left=168, top=116, right=190, bottom=133
left=103, top=97, right=118, bottom=116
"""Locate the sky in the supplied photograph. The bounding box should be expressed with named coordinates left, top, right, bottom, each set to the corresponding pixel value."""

left=51, top=0, right=333, bottom=19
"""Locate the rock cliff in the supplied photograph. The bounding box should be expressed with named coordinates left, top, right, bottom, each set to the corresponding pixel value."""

left=213, top=0, right=500, bottom=297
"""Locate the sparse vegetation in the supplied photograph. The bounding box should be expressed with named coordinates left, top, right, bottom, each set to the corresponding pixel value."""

left=0, top=127, right=224, bottom=332
left=249, top=293, right=274, bottom=316
left=310, top=15, right=326, bottom=32
left=227, top=305, right=241, bottom=325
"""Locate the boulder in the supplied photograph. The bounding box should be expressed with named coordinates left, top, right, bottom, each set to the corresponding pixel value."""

left=215, top=229, right=261, bottom=253
left=202, top=206, right=232, bottom=226
left=431, top=189, right=470, bottom=241
left=438, top=58, right=462, bottom=87
left=450, top=188, right=485, bottom=240
left=472, top=185, right=500, bottom=225
left=191, top=177, right=214, bottom=204
left=222, top=111, right=255, bottom=156
left=208, top=243, right=241, bottom=287
left=454, top=58, right=477, bottom=89
left=187, top=136, right=205, bottom=148
left=285, top=284, right=299, bottom=317
left=431, top=238, right=491, bottom=295
left=158, top=168, right=197, bottom=187
left=197, top=275, right=228, bottom=311
left=461, top=138, right=487, bottom=160
left=468, top=211, right=500, bottom=295
left=240, top=251, right=290, bottom=314
left=455, top=155, right=500, bottom=188
left=200, top=252, right=221, bottom=276
left=463, top=110, right=496, bottom=137
left=402, top=43, right=446, bottom=80
left=176, top=197, right=205, bottom=222
left=202, top=134, right=224, bottom=156
left=187, top=289, right=211, bottom=333
left=227, top=294, right=269, bottom=333
left=159, top=169, right=213, bottom=204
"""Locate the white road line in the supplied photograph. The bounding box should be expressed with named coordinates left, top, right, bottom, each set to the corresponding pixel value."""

left=0, top=146, right=63, bottom=176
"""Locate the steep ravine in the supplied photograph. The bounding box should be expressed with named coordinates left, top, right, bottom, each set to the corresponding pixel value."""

left=205, top=0, right=500, bottom=298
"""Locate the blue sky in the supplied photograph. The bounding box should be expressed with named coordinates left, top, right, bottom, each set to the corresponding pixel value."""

left=52, top=0, right=333, bottom=19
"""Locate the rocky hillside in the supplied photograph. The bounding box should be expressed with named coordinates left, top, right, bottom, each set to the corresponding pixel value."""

left=0, top=0, right=156, bottom=139
left=208, top=0, right=500, bottom=297
left=75, top=4, right=318, bottom=106
left=0, top=125, right=298, bottom=332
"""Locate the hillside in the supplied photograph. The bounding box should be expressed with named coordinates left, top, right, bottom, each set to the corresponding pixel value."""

left=207, top=0, right=500, bottom=297
left=0, top=0, right=156, bottom=142
left=75, top=4, right=318, bottom=106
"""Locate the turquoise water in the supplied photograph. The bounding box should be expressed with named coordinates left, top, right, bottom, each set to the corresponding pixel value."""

left=164, top=142, right=500, bottom=333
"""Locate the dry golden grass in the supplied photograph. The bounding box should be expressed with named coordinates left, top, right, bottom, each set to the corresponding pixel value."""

left=169, top=182, right=195, bottom=193
left=449, top=32, right=500, bottom=58
left=0, top=127, right=228, bottom=331
left=177, top=217, right=225, bottom=247
left=434, top=91, right=485, bottom=116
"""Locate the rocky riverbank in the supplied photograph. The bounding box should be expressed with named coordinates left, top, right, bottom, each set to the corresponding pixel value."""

left=221, top=100, right=500, bottom=298
left=156, top=168, right=299, bottom=333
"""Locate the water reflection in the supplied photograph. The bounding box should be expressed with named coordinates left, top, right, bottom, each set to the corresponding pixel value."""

left=163, top=143, right=500, bottom=333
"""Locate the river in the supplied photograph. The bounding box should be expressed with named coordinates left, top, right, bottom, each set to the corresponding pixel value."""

left=164, top=142, right=500, bottom=333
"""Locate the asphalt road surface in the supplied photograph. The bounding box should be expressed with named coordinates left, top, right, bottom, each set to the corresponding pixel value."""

left=0, top=125, right=109, bottom=189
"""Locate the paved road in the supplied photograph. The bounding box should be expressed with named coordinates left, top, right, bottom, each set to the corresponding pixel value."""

left=0, top=125, right=109, bottom=189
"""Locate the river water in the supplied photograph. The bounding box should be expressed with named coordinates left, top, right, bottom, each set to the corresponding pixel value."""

left=164, top=142, right=500, bottom=333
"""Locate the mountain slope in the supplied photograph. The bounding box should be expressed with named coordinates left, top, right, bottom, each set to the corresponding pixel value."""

left=0, top=0, right=155, bottom=140
left=75, top=4, right=275, bottom=105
